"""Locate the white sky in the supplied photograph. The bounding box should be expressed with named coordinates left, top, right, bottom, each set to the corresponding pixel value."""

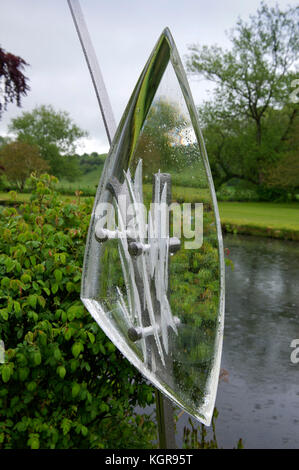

left=0, top=0, right=297, bottom=154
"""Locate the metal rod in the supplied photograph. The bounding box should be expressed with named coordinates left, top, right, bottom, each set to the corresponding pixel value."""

left=67, top=0, right=117, bottom=144
left=155, top=390, right=177, bottom=449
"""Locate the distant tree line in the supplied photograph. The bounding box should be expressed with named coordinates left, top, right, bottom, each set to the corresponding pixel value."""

left=75, top=151, right=107, bottom=176
left=1, top=3, right=298, bottom=201
left=0, top=104, right=107, bottom=191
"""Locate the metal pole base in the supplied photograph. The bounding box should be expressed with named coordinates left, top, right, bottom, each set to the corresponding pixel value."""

left=155, top=390, right=176, bottom=449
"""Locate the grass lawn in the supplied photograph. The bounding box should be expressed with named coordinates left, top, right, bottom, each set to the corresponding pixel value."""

left=0, top=192, right=89, bottom=205
left=56, top=168, right=101, bottom=193
left=219, top=201, right=299, bottom=231
left=219, top=201, right=299, bottom=240
left=0, top=192, right=32, bottom=203
left=143, top=184, right=211, bottom=204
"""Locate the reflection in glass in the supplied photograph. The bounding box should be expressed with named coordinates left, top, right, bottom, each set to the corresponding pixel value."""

left=81, top=28, right=224, bottom=425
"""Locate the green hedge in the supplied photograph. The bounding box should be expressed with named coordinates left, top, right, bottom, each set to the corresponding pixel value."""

left=0, top=174, right=155, bottom=449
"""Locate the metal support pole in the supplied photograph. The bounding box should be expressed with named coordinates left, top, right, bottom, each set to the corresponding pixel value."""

left=156, top=391, right=176, bottom=449
left=67, top=0, right=117, bottom=144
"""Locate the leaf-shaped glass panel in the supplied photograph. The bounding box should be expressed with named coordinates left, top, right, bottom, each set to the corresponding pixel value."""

left=81, top=28, right=225, bottom=425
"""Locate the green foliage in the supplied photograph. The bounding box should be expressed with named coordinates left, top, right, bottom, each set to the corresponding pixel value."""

left=0, top=135, right=12, bottom=148
left=77, top=152, right=107, bottom=176
left=182, top=408, right=243, bottom=449
left=8, top=105, right=87, bottom=180
left=55, top=154, right=107, bottom=195
left=186, top=2, right=299, bottom=192
left=131, top=99, right=196, bottom=177
left=169, top=165, right=207, bottom=189
left=196, top=102, right=299, bottom=194
left=216, top=179, right=259, bottom=202
left=170, top=204, right=220, bottom=407
left=0, top=152, right=107, bottom=197
left=256, top=185, right=292, bottom=202
left=183, top=409, right=219, bottom=449
left=187, top=2, right=298, bottom=125
left=0, top=141, right=49, bottom=191
left=262, top=149, right=299, bottom=199
left=0, top=174, right=155, bottom=449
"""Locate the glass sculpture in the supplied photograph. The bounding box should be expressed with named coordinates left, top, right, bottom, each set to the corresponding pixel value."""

left=81, top=28, right=225, bottom=425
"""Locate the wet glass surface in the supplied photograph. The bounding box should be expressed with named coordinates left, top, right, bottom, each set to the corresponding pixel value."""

left=81, top=29, right=224, bottom=424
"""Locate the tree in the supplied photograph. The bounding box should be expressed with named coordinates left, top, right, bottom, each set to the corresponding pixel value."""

left=0, top=47, right=29, bottom=119
left=0, top=135, right=11, bottom=148
left=196, top=100, right=299, bottom=189
left=264, top=152, right=299, bottom=194
left=77, top=152, right=107, bottom=175
left=132, top=99, right=187, bottom=176
left=8, top=105, right=87, bottom=179
left=0, top=141, right=49, bottom=190
left=186, top=2, right=299, bottom=186
left=263, top=114, right=299, bottom=197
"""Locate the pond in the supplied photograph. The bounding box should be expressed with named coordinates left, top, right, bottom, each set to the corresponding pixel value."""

left=176, top=233, right=299, bottom=448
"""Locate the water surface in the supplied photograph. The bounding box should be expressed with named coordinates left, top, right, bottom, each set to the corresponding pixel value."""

left=178, top=234, right=299, bottom=448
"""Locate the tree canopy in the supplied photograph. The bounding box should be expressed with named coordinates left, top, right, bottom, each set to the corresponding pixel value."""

left=132, top=99, right=191, bottom=175
left=0, top=141, right=49, bottom=190
left=8, top=105, right=87, bottom=179
left=186, top=2, right=299, bottom=194
left=0, top=47, right=30, bottom=119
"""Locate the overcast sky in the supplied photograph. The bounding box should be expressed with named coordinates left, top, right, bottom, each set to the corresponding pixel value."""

left=0, top=0, right=297, bottom=154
